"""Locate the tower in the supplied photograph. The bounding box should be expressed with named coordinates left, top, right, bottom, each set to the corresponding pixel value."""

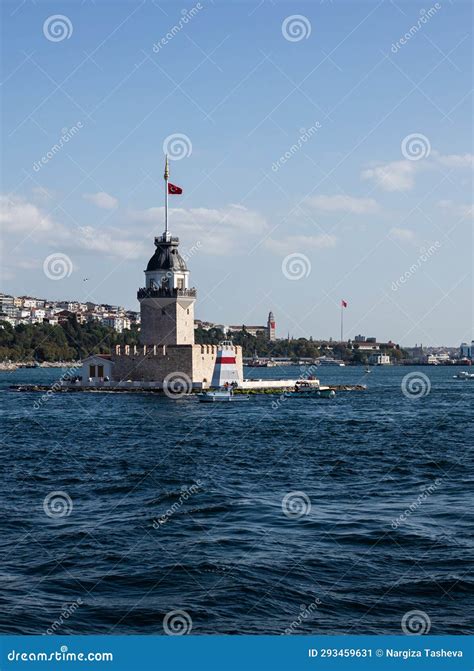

left=267, top=311, right=276, bottom=341
left=138, top=234, right=196, bottom=346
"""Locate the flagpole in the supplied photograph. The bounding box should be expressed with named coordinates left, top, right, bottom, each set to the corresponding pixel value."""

left=340, top=303, right=343, bottom=343
left=164, top=154, right=169, bottom=237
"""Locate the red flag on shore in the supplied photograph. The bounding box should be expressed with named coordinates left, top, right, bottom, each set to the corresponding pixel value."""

left=341, top=300, right=348, bottom=308
left=168, top=183, right=182, bottom=195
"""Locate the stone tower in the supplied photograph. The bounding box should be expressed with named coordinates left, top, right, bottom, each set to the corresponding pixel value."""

left=138, top=233, right=196, bottom=346
left=267, top=311, right=276, bottom=341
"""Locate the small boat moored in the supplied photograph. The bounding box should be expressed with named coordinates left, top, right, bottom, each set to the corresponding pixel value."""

left=285, top=380, right=336, bottom=399
left=453, top=371, right=474, bottom=380
left=197, top=388, right=249, bottom=402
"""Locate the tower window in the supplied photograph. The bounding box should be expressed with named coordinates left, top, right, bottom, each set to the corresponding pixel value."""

left=162, top=308, right=166, bottom=315
left=177, top=278, right=184, bottom=289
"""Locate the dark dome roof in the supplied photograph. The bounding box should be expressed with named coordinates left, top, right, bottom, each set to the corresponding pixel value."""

left=146, top=235, right=188, bottom=272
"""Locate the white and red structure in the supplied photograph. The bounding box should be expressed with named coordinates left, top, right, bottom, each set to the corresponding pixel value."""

left=211, top=341, right=242, bottom=388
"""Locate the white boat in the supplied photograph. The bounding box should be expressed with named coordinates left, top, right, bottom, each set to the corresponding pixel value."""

left=453, top=371, right=474, bottom=380
left=317, top=358, right=345, bottom=367
left=197, top=389, right=249, bottom=402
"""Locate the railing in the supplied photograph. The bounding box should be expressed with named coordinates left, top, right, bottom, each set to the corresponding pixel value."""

left=137, top=287, right=197, bottom=299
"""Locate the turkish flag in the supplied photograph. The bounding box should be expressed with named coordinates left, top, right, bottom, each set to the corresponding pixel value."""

left=168, top=183, right=182, bottom=195
left=341, top=300, right=348, bottom=308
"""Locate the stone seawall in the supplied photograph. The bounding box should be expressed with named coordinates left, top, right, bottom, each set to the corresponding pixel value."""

left=112, top=344, right=243, bottom=386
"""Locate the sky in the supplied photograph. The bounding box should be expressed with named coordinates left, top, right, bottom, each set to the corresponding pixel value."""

left=1, top=0, right=472, bottom=346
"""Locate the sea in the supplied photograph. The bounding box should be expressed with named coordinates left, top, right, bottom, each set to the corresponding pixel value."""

left=0, top=365, right=472, bottom=636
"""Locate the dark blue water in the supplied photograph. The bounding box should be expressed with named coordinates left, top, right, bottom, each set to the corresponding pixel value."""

left=1, top=366, right=472, bottom=635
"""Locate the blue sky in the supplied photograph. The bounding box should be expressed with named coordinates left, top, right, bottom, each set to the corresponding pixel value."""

left=1, top=0, right=472, bottom=345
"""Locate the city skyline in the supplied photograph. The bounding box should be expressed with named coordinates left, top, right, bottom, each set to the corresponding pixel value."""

left=1, top=0, right=472, bottom=346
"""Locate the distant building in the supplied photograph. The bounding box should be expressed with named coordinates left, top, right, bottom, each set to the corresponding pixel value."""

left=369, top=353, right=391, bottom=365
left=354, top=334, right=366, bottom=342
left=267, top=311, right=276, bottom=341
left=460, top=342, right=473, bottom=359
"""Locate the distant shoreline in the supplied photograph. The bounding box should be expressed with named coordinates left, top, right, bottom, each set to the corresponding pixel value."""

left=0, top=361, right=79, bottom=371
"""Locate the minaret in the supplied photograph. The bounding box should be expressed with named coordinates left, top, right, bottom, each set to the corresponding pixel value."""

left=137, top=158, right=196, bottom=346
left=267, top=311, right=276, bottom=341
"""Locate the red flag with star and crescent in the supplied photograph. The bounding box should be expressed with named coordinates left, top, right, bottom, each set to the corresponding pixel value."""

left=168, top=183, right=182, bottom=195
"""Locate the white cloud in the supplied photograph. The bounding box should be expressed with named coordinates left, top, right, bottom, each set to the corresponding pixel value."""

left=265, top=234, right=337, bottom=255
left=306, top=194, right=379, bottom=214
left=76, top=226, right=145, bottom=259
left=362, top=151, right=474, bottom=192
left=32, top=186, right=54, bottom=202
left=389, top=227, right=416, bottom=242
left=437, top=199, right=474, bottom=219
left=0, top=195, right=56, bottom=233
left=131, top=204, right=268, bottom=255
left=361, top=161, right=417, bottom=192
left=432, top=151, right=474, bottom=169
left=83, top=191, right=118, bottom=210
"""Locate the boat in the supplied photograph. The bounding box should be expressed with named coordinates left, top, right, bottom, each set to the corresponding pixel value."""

left=317, top=357, right=345, bottom=367
left=453, top=371, right=474, bottom=380
left=365, top=367, right=372, bottom=373
left=285, top=381, right=335, bottom=399
left=197, top=389, right=249, bottom=402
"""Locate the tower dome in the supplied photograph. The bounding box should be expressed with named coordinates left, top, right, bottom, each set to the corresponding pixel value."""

left=146, top=234, right=188, bottom=272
